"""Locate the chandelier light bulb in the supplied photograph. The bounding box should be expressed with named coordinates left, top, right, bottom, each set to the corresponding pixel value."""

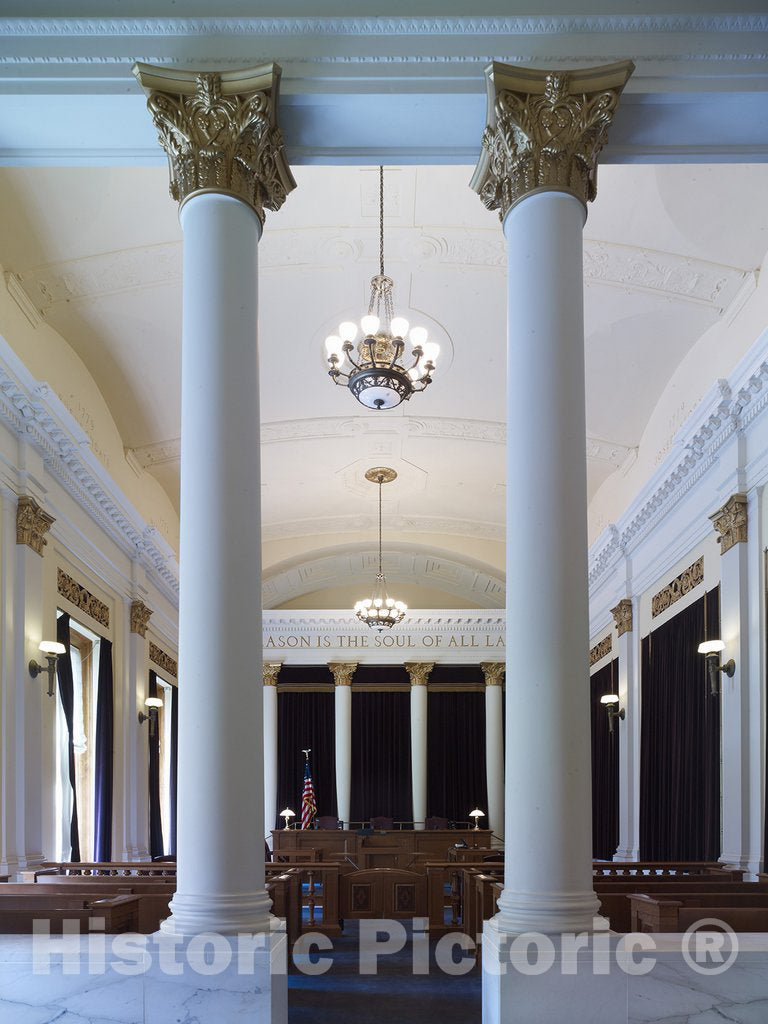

left=325, top=334, right=343, bottom=359
left=391, top=316, right=409, bottom=338
left=422, top=341, right=440, bottom=366
left=361, top=314, right=380, bottom=337
left=339, top=321, right=358, bottom=343
left=409, top=326, right=428, bottom=348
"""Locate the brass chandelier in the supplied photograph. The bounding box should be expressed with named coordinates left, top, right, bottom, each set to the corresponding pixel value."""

left=325, top=167, right=440, bottom=410
left=354, top=468, right=407, bottom=630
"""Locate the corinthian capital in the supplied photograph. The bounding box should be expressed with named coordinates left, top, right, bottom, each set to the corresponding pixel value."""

left=481, top=662, right=505, bottom=687
left=263, top=662, right=282, bottom=687
left=405, top=662, right=434, bottom=687
left=329, top=662, right=357, bottom=687
left=471, top=61, right=634, bottom=220
left=710, top=493, right=748, bottom=555
left=133, top=62, right=296, bottom=223
left=130, top=600, right=153, bottom=638
left=16, top=496, right=55, bottom=556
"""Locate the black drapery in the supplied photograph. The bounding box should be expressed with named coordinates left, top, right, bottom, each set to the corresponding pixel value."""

left=148, top=670, right=164, bottom=859
left=590, top=658, right=619, bottom=860
left=169, top=682, right=178, bottom=857
left=351, top=690, right=412, bottom=823
left=427, top=690, right=487, bottom=823
left=56, top=612, right=81, bottom=862
left=277, top=690, right=336, bottom=830
left=93, top=637, right=113, bottom=862
left=640, top=588, right=721, bottom=861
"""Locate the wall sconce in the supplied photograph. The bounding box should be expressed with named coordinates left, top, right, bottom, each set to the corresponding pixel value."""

left=600, top=694, right=625, bottom=733
left=138, top=696, right=163, bottom=738
left=469, top=808, right=485, bottom=831
left=280, top=808, right=295, bottom=830
left=698, top=640, right=735, bottom=697
left=29, top=640, right=66, bottom=698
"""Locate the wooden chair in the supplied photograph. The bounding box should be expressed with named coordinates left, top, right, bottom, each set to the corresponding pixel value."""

left=371, top=816, right=394, bottom=830
left=316, top=816, right=340, bottom=830
left=425, top=817, right=448, bottom=830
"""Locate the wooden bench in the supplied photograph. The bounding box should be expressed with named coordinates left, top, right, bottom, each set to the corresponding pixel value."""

left=630, top=891, right=768, bottom=932
left=595, top=876, right=768, bottom=931
left=1, top=880, right=173, bottom=933
left=0, top=892, right=140, bottom=933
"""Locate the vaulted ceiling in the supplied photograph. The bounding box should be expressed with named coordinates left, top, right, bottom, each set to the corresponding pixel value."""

left=0, top=162, right=765, bottom=600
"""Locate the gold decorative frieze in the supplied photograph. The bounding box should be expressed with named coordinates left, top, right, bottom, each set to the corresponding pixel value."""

left=329, top=662, right=357, bottom=687
left=481, top=662, right=505, bottom=686
left=16, top=496, right=55, bottom=556
left=611, top=598, right=633, bottom=638
left=589, top=634, right=612, bottom=667
left=263, top=662, right=282, bottom=686
left=133, top=62, right=296, bottom=222
left=150, top=642, right=177, bottom=679
left=651, top=557, right=704, bottom=619
left=57, top=568, right=110, bottom=629
left=405, top=662, right=434, bottom=687
left=710, top=493, right=748, bottom=555
left=471, top=60, right=634, bottom=220
left=130, top=600, right=153, bottom=637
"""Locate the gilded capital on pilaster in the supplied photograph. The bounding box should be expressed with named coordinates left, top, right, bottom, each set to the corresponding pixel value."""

left=405, top=662, right=434, bottom=687
left=471, top=60, right=634, bottom=220
left=263, top=662, right=282, bottom=687
left=481, top=662, right=505, bottom=687
left=610, top=598, right=633, bottom=638
left=329, top=662, right=357, bottom=687
left=710, top=493, right=748, bottom=555
left=130, top=600, right=153, bottom=638
left=16, top=495, right=55, bottom=556
left=133, top=62, right=296, bottom=222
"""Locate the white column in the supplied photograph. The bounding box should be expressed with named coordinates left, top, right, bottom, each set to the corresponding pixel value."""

left=482, top=663, right=504, bottom=842
left=263, top=663, right=280, bottom=846
left=406, top=662, right=432, bottom=829
left=612, top=598, right=640, bottom=861
left=711, top=493, right=754, bottom=871
left=123, top=588, right=151, bottom=862
left=330, top=663, right=356, bottom=828
left=0, top=488, right=20, bottom=875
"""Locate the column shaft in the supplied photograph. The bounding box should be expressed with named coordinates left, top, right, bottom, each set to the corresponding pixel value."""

left=484, top=683, right=504, bottom=841
left=410, top=685, right=428, bottom=829
left=166, top=192, right=269, bottom=935
left=614, top=615, right=640, bottom=861
left=263, top=677, right=279, bottom=845
left=499, top=191, right=600, bottom=932
left=335, top=685, right=352, bottom=828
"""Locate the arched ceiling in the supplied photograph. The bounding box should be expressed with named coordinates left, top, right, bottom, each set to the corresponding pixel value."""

left=0, top=162, right=765, bottom=604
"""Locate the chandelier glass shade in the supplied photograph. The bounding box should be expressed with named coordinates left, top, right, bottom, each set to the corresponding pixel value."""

left=326, top=167, right=439, bottom=410
left=354, top=468, right=407, bottom=630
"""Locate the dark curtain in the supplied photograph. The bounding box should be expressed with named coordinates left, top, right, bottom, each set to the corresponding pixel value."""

left=93, top=637, right=113, bottom=862
left=277, top=690, right=336, bottom=830
left=148, top=670, right=164, bottom=859
left=56, top=612, right=81, bottom=862
left=351, top=691, right=412, bottom=823
left=640, top=588, right=721, bottom=860
left=169, top=683, right=178, bottom=857
left=427, top=690, right=487, bottom=823
left=590, top=658, right=619, bottom=860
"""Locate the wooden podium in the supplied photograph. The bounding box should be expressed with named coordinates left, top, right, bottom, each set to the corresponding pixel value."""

left=271, top=828, right=493, bottom=868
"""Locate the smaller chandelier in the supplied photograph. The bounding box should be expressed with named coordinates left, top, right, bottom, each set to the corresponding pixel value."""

left=354, top=467, right=407, bottom=630
left=326, top=167, right=440, bottom=410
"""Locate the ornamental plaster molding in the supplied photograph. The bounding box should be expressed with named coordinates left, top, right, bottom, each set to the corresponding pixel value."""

left=710, top=493, right=748, bottom=555
left=651, top=557, right=704, bottom=618
left=20, top=233, right=746, bottom=316
left=329, top=662, right=357, bottom=686
left=133, top=63, right=295, bottom=222
left=471, top=61, right=634, bottom=219
left=610, top=598, right=633, bottom=637
left=16, top=495, right=55, bottom=555
left=0, top=338, right=180, bottom=606
left=481, top=662, right=505, bottom=686
left=589, top=634, right=613, bottom=667
left=263, top=662, right=282, bottom=686
left=58, top=567, right=110, bottom=629
left=262, top=514, right=506, bottom=544
left=130, top=599, right=153, bottom=637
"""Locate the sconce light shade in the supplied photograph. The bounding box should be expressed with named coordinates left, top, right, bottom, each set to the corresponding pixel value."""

left=39, top=640, right=66, bottom=656
left=600, top=693, right=620, bottom=706
left=698, top=640, right=726, bottom=655
left=144, top=697, right=163, bottom=709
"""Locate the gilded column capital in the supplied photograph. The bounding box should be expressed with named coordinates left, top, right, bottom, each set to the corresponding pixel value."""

left=16, top=495, right=55, bottom=556
left=133, top=62, right=296, bottom=223
left=405, top=662, right=434, bottom=687
left=471, top=60, right=634, bottom=221
left=130, top=600, right=153, bottom=638
left=263, top=662, right=282, bottom=687
left=610, top=598, right=633, bottom=638
left=481, top=662, right=505, bottom=687
left=710, top=493, right=748, bottom=555
left=329, top=662, right=357, bottom=687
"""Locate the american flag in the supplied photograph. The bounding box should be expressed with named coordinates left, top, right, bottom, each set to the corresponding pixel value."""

left=301, top=758, right=317, bottom=830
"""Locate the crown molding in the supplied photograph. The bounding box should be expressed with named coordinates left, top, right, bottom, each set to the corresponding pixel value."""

left=0, top=336, right=180, bottom=606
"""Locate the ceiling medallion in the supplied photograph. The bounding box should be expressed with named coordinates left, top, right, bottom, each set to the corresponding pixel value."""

left=354, top=467, right=407, bottom=630
left=325, top=166, right=440, bottom=410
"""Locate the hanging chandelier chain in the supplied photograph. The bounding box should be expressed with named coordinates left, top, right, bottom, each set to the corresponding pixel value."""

left=378, top=475, right=383, bottom=577
left=379, top=164, right=385, bottom=278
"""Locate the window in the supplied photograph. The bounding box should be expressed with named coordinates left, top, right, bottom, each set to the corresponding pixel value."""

left=155, top=676, right=174, bottom=855
left=53, top=614, right=101, bottom=862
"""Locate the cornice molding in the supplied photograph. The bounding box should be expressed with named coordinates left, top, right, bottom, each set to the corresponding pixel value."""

left=0, top=338, right=180, bottom=606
